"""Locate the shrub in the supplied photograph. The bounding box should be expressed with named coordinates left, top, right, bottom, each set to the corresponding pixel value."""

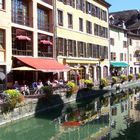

left=41, top=86, right=53, bottom=95
left=112, top=76, right=118, bottom=84
left=136, top=73, right=140, bottom=79
left=66, top=81, right=77, bottom=97
left=120, top=74, right=127, bottom=83
left=100, top=78, right=109, bottom=89
left=4, top=89, right=21, bottom=110
left=84, top=79, right=93, bottom=89
left=128, top=74, right=134, bottom=81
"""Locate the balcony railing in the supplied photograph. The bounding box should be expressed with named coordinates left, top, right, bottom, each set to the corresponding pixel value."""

left=38, top=23, right=53, bottom=33
left=12, top=49, right=33, bottom=56
left=12, top=10, right=32, bottom=27
left=38, top=51, right=53, bottom=57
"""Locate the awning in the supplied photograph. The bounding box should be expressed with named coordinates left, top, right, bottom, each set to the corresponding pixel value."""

left=16, top=35, right=31, bottom=41
left=15, top=57, right=70, bottom=72
left=12, top=66, right=36, bottom=71
left=39, top=40, right=53, bottom=45
left=110, top=62, right=129, bottom=67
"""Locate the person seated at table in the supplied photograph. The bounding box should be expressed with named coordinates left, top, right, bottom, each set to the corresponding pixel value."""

left=13, top=81, right=20, bottom=90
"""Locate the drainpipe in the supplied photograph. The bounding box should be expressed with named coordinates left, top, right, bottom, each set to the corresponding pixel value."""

left=127, top=35, right=130, bottom=75
left=53, top=0, right=57, bottom=59
left=108, top=10, right=111, bottom=80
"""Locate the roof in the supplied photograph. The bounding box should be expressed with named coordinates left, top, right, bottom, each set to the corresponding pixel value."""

left=109, top=10, right=140, bottom=30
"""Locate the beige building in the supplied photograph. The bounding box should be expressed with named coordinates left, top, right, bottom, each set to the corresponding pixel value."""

left=0, top=0, right=60, bottom=87
left=55, top=0, right=110, bottom=82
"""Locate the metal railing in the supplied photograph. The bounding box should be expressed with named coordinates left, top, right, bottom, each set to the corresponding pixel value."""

left=12, top=11, right=33, bottom=27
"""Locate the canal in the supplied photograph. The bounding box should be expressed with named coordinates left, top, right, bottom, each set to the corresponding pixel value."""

left=0, top=87, right=140, bottom=140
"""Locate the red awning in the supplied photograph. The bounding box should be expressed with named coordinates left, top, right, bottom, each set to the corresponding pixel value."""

left=15, top=57, right=70, bottom=72
left=16, top=35, right=31, bottom=41
left=39, top=40, right=53, bottom=45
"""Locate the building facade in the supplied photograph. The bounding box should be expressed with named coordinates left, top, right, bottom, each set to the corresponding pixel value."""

left=109, top=24, right=129, bottom=76
left=0, top=0, right=54, bottom=87
left=55, top=0, right=110, bottom=82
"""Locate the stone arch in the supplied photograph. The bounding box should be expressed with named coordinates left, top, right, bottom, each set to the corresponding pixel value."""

left=103, top=66, right=108, bottom=78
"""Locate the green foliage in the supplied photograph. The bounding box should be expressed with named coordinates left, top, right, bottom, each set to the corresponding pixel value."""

left=84, top=79, right=93, bottom=89
left=112, top=76, right=118, bottom=84
left=128, top=74, right=134, bottom=81
left=66, top=81, right=76, bottom=89
left=66, top=81, right=77, bottom=97
left=120, top=74, right=127, bottom=82
left=3, top=89, right=21, bottom=111
left=5, top=89, right=20, bottom=99
left=41, top=86, right=53, bottom=95
left=101, top=78, right=109, bottom=87
left=137, top=73, right=140, bottom=79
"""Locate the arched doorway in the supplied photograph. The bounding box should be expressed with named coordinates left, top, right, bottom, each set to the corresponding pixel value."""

left=79, top=66, right=86, bottom=79
left=96, top=66, right=101, bottom=81
left=89, top=66, right=94, bottom=80
left=103, top=66, right=108, bottom=78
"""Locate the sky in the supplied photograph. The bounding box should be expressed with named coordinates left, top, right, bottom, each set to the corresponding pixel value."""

left=106, top=0, right=140, bottom=13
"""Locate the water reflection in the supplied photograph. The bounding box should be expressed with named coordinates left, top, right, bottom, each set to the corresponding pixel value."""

left=0, top=87, right=140, bottom=140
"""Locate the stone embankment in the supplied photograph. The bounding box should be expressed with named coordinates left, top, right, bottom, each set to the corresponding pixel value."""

left=0, top=79, right=140, bottom=126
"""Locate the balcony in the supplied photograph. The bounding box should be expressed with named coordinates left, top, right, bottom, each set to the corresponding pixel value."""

left=12, top=49, right=33, bottom=56
left=40, top=0, right=52, bottom=5
left=38, top=51, right=53, bottom=57
left=12, top=10, right=32, bottom=27
left=38, top=23, right=53, bottom=33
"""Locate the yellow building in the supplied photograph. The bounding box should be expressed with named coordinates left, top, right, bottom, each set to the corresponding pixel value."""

left=54, top=0, right=110, bottom=82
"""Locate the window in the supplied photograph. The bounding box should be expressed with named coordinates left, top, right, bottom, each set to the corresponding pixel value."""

left=94, top=24, right=108, bottom=38
left=0, top=0, right=4, bottom=10
left=129, top=38, right=132, bottom=45
left=120, top=53, right=123, bottom=61
left=79, top=18, right=83, bottom=32
left=124, top=53, right=127, bottom=61
left=67, top=0, right=75, bottom=8
left=110, top=38, right=114, bottom=46
left=111, top=52, right=116, bottom=61
left=78, top=41, right=85, bottom=57
left=68, top=13, right=73, bottom=28
left=58, top=38, right=64, bottom=54
left=86, top=2, right=92, bottom=14
left=58, top=10, right=63, bottom=26
left=38, top=8, right=49, bottom=31
left=86, top=20, right=92, bottom=34
left=76, top=0, right=85, bottom=12
left=123, top=41, right=127, bottom=48
left=0, top=29, right=5, bottom=49
left=87, top=43, right=92, bottom=57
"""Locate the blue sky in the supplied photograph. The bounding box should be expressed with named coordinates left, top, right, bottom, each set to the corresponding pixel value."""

left=106, top=0, right=140, bottom=12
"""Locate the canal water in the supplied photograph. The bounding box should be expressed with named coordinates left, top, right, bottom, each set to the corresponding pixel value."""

left=0, top=87, right=140, bottom=140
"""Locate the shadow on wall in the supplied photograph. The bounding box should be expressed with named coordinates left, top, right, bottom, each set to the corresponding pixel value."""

left=34, top=94, right=64, bottom=120
left=76, top=88, right=109, bottom=103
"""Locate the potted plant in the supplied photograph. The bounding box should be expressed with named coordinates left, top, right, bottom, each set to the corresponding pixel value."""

left=41, top=86, right=53, bottom=99
left=100, top=78, right=109, bottom=89
left=84, top=79, right=93, bottom=89
left=66, top=81, right=77, bottom=98
left=136, top=73, right=140, bottom=80
left=128, top=74, right=134, bottom=81
left=4, top=89, right=21, bottom=110
left=120, top=74, right=127, bottom=83
left=111, top=76, right=118, bottom=87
